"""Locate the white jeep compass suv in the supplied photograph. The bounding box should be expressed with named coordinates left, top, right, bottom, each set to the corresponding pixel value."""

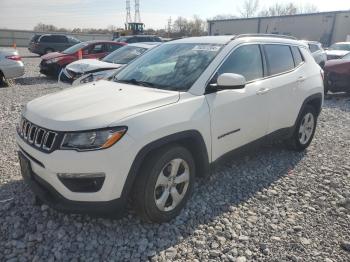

left=17, top=35, right=324, bottom=223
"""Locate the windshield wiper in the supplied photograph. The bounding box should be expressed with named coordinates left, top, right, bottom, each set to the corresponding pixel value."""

left=116, top=78, right=156, bottom=88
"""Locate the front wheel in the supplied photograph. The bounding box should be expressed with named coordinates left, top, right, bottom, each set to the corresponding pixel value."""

left=286, top=105, right=317, bottom=151
left=133, top=145, right=195, bottom=223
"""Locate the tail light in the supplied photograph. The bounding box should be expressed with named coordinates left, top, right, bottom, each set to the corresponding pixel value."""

left=6, top=55, right=22, bottom=61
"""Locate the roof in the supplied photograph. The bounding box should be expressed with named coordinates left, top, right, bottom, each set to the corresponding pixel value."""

left=166, top=35, right=306, bottom=46
left=168, top=36, right=235, bottom=44
left=333, top=42, right=350, bottom=45
left=207, top=10, right=350, bottom=23
left=128, top=42, right=162, bottom=49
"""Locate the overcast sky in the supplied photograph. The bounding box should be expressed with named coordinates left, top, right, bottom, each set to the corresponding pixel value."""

left=1, top=0, right=349, bottom=30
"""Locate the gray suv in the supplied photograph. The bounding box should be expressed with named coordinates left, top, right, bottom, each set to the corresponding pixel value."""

left=28, top=34, right=81, bottom=56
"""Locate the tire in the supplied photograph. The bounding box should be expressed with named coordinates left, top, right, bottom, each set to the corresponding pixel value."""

left=45, top=48, right=54, bottom=54
left=286, top=105, right=317, bottom=151
left=132, top=145, right=195, bottom=223
left=0, top=71, right=8, bottom=87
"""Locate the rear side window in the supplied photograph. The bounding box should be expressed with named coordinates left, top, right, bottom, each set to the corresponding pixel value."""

left=90, top=44, right=105, bottom=54
left=308, top=44, right=320, bottom=53
left=107, top=44, right=123, bottom=52
left=264, top=44, right=295, bottom=75
left=291, top=46, right=304, bottom=67
left=218, top=44, right=263, bottom=82
left=50, top=35, right=68, bottom=43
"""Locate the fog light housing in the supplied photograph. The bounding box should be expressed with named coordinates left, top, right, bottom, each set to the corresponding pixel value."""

left=57, top=173, right=105, bottom=193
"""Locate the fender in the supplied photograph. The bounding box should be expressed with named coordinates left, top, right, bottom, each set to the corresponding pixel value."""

left=120, top=130, right=210, bottom=200
left=294, top=93, right=323, bottom=125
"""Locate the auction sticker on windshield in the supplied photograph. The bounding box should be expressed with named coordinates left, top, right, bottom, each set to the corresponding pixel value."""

left=192, top=45, right=221, bottom=52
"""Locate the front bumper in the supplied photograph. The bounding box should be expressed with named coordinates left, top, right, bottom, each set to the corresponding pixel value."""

left=39, top=60, right=61, bottom=77
left=18, top=150, right=126, bottom=216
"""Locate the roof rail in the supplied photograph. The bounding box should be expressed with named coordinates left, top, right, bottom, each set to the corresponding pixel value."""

left=232, top=34, right=297, bottom=40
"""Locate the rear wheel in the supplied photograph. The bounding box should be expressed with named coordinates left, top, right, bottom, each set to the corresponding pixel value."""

left=133, top=145, right=195, bottom=223
left=286, top=105, right=317, bottom=151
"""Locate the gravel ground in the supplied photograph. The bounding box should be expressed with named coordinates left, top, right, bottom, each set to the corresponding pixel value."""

left=0, top=48, right=349, bottom=262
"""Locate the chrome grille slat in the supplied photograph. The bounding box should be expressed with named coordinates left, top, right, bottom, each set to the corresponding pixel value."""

left=18, top=117, right=58, bottom=152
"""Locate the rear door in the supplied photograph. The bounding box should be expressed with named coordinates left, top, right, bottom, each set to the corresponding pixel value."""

left=206, top=44, right=270, bottom=160
left=263, top=44, right=302, bottom=133
left=50, top=35, right=70, bottom=52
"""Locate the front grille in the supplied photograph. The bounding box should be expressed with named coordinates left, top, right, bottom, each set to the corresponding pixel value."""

left=18, top=118, right=59, bottom=153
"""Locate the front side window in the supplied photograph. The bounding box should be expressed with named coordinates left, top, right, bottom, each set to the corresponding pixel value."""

left=90, top=44, right=105, bottom=54
left=264, top=44, right=295, bottom=75
left=217, top=44, right=263, bottom=82
left=103, top=46, right=147, bottom=64
left=115, top=43, right=222, bottom=91
left=342, top=53, right=350, bottom=60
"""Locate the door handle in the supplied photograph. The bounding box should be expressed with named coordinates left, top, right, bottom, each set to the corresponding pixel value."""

left=256, top=87, right=270, bottom=95
left=298, top=76, right=306, bottom=82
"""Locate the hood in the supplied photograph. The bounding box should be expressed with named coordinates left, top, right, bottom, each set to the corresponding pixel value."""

left=325, top=59, right=350, bottom=74
left=66, top=59, right=122, bottom=74
left=24, top=80, right=180, bottom=131
left=325, top=50, right=350, bottom=57
left=41, top=52, right=66, bottom=60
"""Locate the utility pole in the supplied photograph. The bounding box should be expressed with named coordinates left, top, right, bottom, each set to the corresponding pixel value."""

left=167, top=17, right=172, bottom=38
left=134, top=0, right=141, bottom=23
left=126, top=0, right=132, bottom=24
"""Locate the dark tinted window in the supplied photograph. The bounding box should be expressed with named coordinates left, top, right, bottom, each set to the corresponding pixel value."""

left=218, top=44, right=263, bottom=82
left=127, top=37, right=137, bottom=43
left=31, top=35, right=41, bottom=43
left=291, top=46, right=304, bottom=66
left=39, top=35, right=51, bottom=43
left=90, top=43, right=105, bottom=54
left=308, top=44, right=320, bottom=53
left=264, top=44, right=294, bottom=75
left=50, top=35, right=68, bottom=43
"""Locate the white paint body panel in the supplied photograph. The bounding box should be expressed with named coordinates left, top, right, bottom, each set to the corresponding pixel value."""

left=17, top=36, right=324, bottom=203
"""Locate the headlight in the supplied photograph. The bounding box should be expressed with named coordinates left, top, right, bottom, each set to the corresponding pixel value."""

left=46, top=58, right=60, bottom=64
left=80, top=72, right=107, bottom=84
left=61, top=127, right=127, bottom=151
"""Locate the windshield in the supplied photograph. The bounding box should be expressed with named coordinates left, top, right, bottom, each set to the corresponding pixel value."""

left=63, top=42, right=89, bottom=54
left=114, top=43, right=222, bottom=91
left=103, top=46, right=147, bottom=64
left=329, top=43, right=350, bottom=51
left=343, top=53, right=350, bottom=60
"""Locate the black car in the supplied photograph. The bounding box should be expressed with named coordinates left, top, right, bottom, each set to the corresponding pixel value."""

left=28, top=34, right=81, bottom=56
left=114, top=35, right=162, bottom=44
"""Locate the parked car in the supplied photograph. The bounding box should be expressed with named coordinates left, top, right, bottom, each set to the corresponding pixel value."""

left=59, top=42, right=160, bottom=85
left=302, top=40, right=327, bottom=67
left=28, top=34, right=81, bottom=56
left=324, top=52, right=350, bottom=94
left=325, top=42, right=350, bottom=60
left=17, top=35, right=323, bottom=222
left=114, top=35, right=162, bottom=43
left=0, top=48, right=24, bottom=86
left=40, top=41, right=126, bottom=77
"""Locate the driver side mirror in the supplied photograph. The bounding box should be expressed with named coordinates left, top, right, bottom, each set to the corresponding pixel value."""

left=208, top=73, right=246, bottom=92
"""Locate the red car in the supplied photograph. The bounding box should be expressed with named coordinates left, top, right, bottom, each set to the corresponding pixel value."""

left=39, top=41, right=126, bottom=77
left=324, top=52, right=350, bottom=94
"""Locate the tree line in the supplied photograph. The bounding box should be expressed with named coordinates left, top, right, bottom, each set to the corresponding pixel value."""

left=33, top=1, right=319, bottom=38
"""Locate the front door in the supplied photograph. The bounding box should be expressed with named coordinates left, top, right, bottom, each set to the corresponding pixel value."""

left=206, top=44, right=270, bottom=161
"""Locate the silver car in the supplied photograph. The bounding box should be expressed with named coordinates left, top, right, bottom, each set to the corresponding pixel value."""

left=302, top=41, right=327, bottom=68
left=0, top=48, right=25, bottom=86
